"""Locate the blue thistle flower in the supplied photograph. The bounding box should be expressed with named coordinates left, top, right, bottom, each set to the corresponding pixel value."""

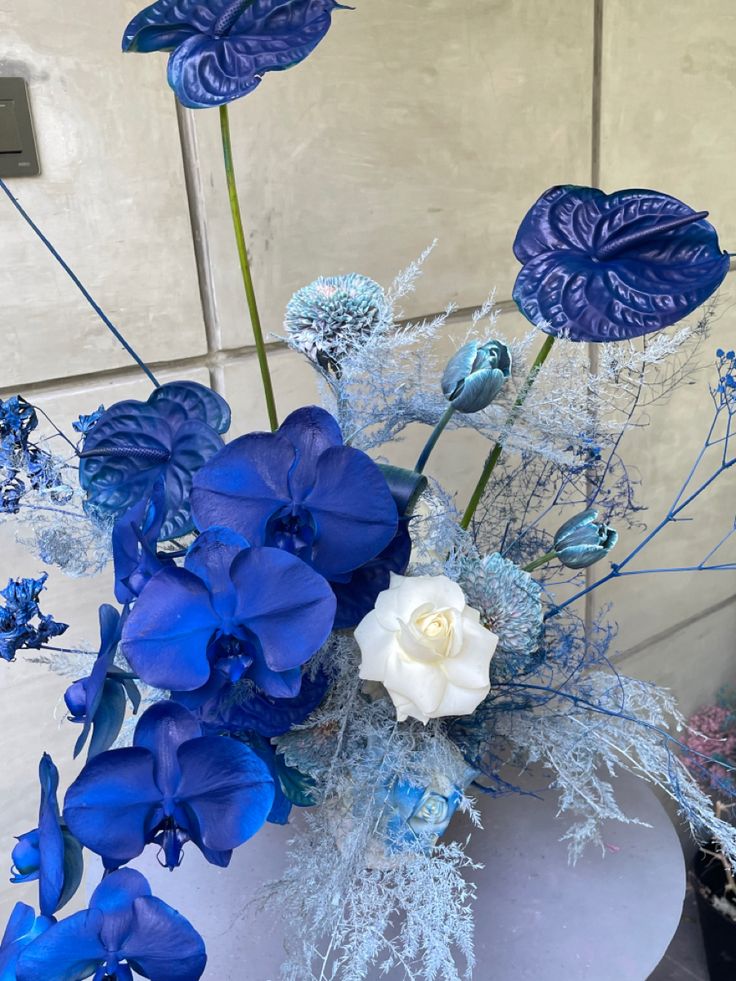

left=285, top=274, right=392, bottom=375
left=460, top=553, right=544, bottom=680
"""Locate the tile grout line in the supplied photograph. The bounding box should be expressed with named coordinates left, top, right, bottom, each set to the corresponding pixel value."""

left=585, top=0, right=605, bottom=638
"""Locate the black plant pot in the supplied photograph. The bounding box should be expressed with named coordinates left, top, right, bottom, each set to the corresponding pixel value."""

left=693, top=846, right=736, bottom=981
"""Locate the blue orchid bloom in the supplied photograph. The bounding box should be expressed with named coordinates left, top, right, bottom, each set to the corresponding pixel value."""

left=513, top=185, right=730, bottom=342
left=191, top=406, right=398, bottom=583
left=15, top=868, right=206, bottom=981
left=10, top=755, right=83, bottom=919
left=63, top=701, right=274, bottom=871
left=111, top=478, right=171, bottom=605
left=79, top=381, right=231, bottom=541
left=0, top=903, right=52, bottom=981
left=123, top=0, right=349, bottom=110
left=64, top=605, right=141, bottom=760
left=122, top=526, right=336, bottom=699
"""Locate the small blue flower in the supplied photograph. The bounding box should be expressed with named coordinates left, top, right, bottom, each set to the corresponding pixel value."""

left=0, top=903, right=52, bottom=981
left=10, top=755, right=83, bottom=919
left=64, top=605, right=140, bottom=760
left=16, top=868, right=206, bottom=981
left=122, top=526, right=336, bottom=699
left=72, top=407, right=105, bottom=436
left=0, top=575, right=68, bottom=662
left=191, top=406, right=398, bottom=580
left=553, top=509, right=618, bottom=570
left=513, top=185, right=730, bottom=342
left=79, top=381, right=231, bottom=541
left=123, top=0, right=349, bottom=109
left=64, top=701, right=275, bottom=871
left=441, top=339, right=512, bottom=413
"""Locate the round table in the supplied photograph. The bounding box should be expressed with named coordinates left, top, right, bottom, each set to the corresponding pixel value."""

left=121, top=770, right=685, bottom=980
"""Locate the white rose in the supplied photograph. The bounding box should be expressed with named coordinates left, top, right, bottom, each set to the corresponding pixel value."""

left=355, top=573, right=498, bottom=724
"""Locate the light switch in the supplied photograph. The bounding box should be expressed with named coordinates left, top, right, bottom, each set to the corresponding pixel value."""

left=0, top=100, right=23, bottom=154
left=0, top=79, right=40, bottom=177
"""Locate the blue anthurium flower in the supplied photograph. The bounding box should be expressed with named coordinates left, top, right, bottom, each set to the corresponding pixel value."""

left=79, top=381, right=231, bottom=541
left=15, top=868, right=206, bottom=981
left=122, top=526, right=336, bottom=699
left=123, top=0, right=350, bottom=110
left=63, top=701, right=275, bottom=871
left=191, top=406, right=398, bottom=581
left=553, top=508, right=618, bottom=570
left=10, top=755, right=83, bottom=919
left=64, top=605, right=141, bottom=760
left=513, top=185, right=730, bottom=342
left=111, top=478, right=171, bottom=605
left=0, top=903, right=53, bottom=981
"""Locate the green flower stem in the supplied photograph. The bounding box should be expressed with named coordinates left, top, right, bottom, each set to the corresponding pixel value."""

left=219, top=104, right=279, bottom=432
left=415, top=404, right=456, bottom=474
left=523, top=549, right=558, bottom=573
left=460, top=333, right=556, bottom=531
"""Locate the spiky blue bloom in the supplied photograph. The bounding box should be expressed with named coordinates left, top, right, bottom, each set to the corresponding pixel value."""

left=0, top=397, right=65, bottom=512
left=460, top=553, right=543, bottom=681
left=0, top=575, right=68, bottom=662
left=64, top=701, right=275, bottom=871
left=123, top=0, right=349, bottom=110
left=285, top=274, right=392, bottom=374
left=16, top=868, right=206, bottom=981
left=72, top=406, right=104, bottom=436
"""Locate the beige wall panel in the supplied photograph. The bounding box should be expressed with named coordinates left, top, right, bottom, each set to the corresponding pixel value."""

left=600, top=0, right=736, bottom=245
left=594, top=277, right=736, bottom=662
left=0, top=1, right=207, bottom=389
left=0, top=366, right=210, bottom=925
left=188, top=0, right=594, bottom=350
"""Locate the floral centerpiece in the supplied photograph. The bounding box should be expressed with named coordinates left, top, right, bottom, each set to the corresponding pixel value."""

left=1, top=3, right=736, bottom=980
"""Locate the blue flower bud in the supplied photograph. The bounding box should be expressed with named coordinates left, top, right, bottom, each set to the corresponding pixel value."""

left=553, top=509, right=618, bottom=570
left=10, top=830, right=41, bottom=882
left=441, top=339, right=512, bottom=414
left=64, top=678, right=89, bottom=721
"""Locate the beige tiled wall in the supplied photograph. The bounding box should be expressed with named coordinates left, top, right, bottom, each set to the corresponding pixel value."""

left=0, top=0, right=735, bottom=930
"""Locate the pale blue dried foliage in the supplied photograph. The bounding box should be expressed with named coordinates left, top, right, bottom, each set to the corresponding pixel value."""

left=494, top=671, right=736, bottom=866
left=273, top=636, right=480, bottom=980
left=8, top=470, right=112, bottom=577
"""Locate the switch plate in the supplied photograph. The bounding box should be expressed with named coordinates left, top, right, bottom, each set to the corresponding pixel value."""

left=0, top=79, right=39, bottom=177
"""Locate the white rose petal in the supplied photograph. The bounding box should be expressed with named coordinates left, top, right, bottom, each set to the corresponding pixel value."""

left=355, top=573, right=498, bottom=725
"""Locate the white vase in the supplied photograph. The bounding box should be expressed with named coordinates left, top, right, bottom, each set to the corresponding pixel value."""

left=87, top=769, right=684, bottom=981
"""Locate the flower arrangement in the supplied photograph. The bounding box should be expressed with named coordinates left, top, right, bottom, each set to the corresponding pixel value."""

left=2, top=4, right=736, bottom=980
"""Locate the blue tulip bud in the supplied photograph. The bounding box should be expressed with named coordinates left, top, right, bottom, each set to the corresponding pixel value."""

left=10, top=830, right=41, bottom=882
left=553, top=509, right=618, bottom=570
left=441, top=339, right=512, bottom=413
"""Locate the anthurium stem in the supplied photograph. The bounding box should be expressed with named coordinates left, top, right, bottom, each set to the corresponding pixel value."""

left=461, top=333, right=556, bottom=530
left=523, top=549, right=558, bottom=573
left=219, top=104, right=279, bottom=431
left=415, top=404, right=455, bottom=474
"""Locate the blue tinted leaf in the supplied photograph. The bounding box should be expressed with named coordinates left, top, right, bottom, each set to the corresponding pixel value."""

left=513, top=185, right=730, bottom=342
